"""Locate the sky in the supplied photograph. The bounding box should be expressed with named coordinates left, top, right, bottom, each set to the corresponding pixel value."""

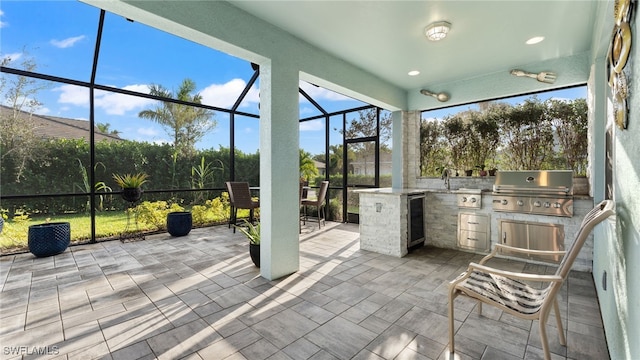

left=0, top=1, right=365, bottom=156
left=1, top=1, right=586, bottom=157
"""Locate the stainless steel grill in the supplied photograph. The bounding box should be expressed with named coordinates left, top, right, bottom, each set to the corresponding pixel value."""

left=492, top=170, right=574, bottom=217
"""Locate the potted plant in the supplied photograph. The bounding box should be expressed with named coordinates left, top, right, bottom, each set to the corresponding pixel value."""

left=112, top=172, right=149, bottom=203
left=236, top=220, right=260, bottom=267
left=476, top=164, right=488, bottom=177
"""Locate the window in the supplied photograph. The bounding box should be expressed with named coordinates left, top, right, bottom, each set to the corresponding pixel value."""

left=420, top=86, right=588, bottom=177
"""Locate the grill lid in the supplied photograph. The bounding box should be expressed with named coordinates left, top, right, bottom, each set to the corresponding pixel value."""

left=493, top=170, right=573, bottom=196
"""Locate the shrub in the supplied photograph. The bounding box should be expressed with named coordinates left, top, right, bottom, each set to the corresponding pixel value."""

left=134, top=201, right=184, bottom=230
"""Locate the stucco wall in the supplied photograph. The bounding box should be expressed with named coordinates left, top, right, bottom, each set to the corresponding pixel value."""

left=592, top=13, right=640, bottom=360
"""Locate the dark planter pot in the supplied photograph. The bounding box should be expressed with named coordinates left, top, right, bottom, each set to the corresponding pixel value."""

left=167, top=211, right=192, bottom=237
left=28, top=222, right=70, bottom=257
left=465, top=169, right=473, bottom=176
left=249, top=243, right=260, bottom=267
left=122, top=187, right=143, bottom=203
left=479, top=170, right=488, bottom=177
left=488, top=169, right=498, bottom=176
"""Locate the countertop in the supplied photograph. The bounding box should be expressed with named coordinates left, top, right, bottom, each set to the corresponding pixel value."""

left=354, top=187, right=485, bottom=195
left=354, top=187, right=591, bottom=199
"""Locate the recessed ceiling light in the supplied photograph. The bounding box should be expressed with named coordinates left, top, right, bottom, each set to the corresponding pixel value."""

left=526, top=36, right=544, bottom=45
left=408, top=70, right=420, bottom=76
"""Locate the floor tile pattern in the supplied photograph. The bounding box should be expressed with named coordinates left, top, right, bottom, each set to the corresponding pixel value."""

left=0, top=222, right=608, bottom=359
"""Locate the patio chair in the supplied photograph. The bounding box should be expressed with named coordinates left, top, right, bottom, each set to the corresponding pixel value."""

left=225, top=181, right=260, bottom=233
left=302, top=181, right=329, bottom=229
left=448, top=200, right=614, bottom=360
left=299, top=181, right=305, bottom=233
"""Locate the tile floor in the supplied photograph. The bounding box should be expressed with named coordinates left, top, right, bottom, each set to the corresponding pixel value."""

left=0, top=222, right=608, bottom=360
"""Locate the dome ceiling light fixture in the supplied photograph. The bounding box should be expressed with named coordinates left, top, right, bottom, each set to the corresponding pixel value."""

left=425, top=21, right=451, bottom=41
left=420, top=89, right=450, bottom=102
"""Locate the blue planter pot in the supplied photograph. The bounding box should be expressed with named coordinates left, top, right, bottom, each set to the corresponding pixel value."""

left=250, top=243, right=260, bottom=268
left=167, top=211, right=192, bottom=237
left=28, top=222, right=70, bottom=257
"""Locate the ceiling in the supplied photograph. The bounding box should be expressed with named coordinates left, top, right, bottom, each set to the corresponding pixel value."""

left=228, top=1, right=604, bottom=91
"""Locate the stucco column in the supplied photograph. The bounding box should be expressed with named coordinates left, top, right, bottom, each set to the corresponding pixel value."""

left=259, top=61, right=300, bottom=280
left=392, top=110, right=420, bottom=189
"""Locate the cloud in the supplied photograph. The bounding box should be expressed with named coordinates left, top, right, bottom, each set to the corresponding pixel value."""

left=299, top=107, right=317, bottom=116
left=50, top=35, right=86, bottom=49
left=200, top=78, right=259, bottom=109
left=55, top=83, right=155, bottom=115
left=54, top=84, right=89, bottom=106
left=2, top=52, right=23, bottom=63
left=299, top=81, right=352, bottom=102
left=300, top=119, right=324, bottom=131
left=137, top=127, right=160, bottom=136
left=0, top=9, right=6, bottom=28
left=95, top=84, right=155, bottom=115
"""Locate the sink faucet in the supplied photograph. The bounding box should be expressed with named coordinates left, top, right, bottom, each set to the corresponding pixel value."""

left=441, top=168, right=450, bottom=190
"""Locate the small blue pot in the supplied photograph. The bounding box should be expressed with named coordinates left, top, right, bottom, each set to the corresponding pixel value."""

left=167, top=212, right=192, bottom=237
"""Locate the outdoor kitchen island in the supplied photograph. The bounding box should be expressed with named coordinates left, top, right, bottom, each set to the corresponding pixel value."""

left=356, top=182, right=595, bottom=271
left=355, top=188, right=429, bottom=257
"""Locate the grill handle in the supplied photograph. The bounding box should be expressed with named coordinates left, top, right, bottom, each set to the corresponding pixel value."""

left=493, top=185, right=571, bottom=195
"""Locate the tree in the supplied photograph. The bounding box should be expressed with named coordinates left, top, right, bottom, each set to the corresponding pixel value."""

left=419, top=119, right=448, bottom=176
left=442, top=115, right=471, bottom=173
left=341, top=108, right=392, bottom=176
left=547, top=98, right=588, bottom=175
left=468, top=105, right=501, bottom=169
left=96, top=122, right=121, bottom=135
left=299, top=149, right=319, bottom=182
left=327, top=144, right=355, bottom=175
left=343, top=108, right=392, bottom=144
left=0, top=51, right=51, bottom=182
left=138, top=79, right=216, bottom=157
left=500, top=98, right=554, bottom=170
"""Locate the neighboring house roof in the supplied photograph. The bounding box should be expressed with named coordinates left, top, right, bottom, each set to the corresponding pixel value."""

left=0, top=105, right=123, bottom=142
left=313, top=160, right=325, bottom=169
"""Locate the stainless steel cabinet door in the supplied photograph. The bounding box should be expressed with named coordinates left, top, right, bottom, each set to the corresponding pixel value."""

left=499, top=219, right=564, bottom=262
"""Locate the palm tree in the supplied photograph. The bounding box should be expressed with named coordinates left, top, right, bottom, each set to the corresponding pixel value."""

left=299, top=149, right=318, bottom=182
left=139, top=78, right=216, bottom=157
left=328, top=144, right=356, bottom=175
left=96, top=122, right=121, bottom=135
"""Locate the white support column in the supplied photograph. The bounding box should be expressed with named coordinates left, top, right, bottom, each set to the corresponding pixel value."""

left=259, top=61, right=300, bottom=280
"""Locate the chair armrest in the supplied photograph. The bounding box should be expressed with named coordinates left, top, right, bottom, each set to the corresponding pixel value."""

left=479, top=244, right=566, bottom=265
left=494, top=243, right=566, bottom=258
left=468, top=262, right=564, bottom=283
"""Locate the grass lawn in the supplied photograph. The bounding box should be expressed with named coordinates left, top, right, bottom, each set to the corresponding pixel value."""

left=1, top=211, right=147, bottom=252
left=0, top=207, right=246, bottom=254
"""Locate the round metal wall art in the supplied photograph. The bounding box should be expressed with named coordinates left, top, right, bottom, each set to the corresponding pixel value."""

left=609, top=0, right=634, bottom=130
left=614, top=0, right=631, bottom=25
left=610, top=21, right=631, bottom=74
left=614, top=71, right=629, bottom=129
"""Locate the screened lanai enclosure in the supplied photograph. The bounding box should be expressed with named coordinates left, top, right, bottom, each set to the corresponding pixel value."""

left=0, top=1, right=392, bottom=253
